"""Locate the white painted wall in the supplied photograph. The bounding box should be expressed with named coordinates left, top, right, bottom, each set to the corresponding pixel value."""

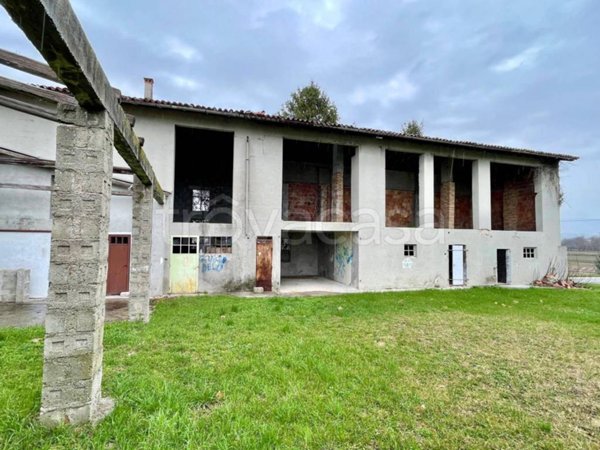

left=0, top=232, right=50, bottom=298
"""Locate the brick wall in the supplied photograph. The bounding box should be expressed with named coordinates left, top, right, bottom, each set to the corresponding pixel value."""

left=502, top=180, right=535, bottom=231
left=491, top=191, right=504, bottom=230
left=287, top=183, right=320, bottom=221
left=439, top=181, right=455, bottom=228
left=455, top=194, right=473, bottom=229
left=503, top=180, right=536, bottom=231
left=386, top=190, right=416, bottom=227
left=435, top=184, right=472, bottom=229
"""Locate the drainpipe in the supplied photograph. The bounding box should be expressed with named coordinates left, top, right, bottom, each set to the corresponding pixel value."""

left=245, top=136, right=250, bottom=238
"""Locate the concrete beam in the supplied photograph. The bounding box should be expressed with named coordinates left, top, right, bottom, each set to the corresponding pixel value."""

left=0, top=1, right=164, bottom=205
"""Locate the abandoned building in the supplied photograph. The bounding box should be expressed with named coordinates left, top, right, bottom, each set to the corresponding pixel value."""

left=0, top=0, right=581, bottom=429
left=1, top=77, right=577, bottom=298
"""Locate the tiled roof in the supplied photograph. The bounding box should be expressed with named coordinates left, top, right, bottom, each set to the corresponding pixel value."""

left=40, top=85, right=578, bottom=161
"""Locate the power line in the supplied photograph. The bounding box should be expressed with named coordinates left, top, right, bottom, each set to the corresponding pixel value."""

left=561, top=219, right=600, bottom=222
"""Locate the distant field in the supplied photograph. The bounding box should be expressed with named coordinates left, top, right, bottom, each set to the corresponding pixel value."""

left=568, top=251, right=599, bottom=276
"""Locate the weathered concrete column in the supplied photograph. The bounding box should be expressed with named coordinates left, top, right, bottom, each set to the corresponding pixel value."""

left=331, top=145, right=344, bottom=222
left=418, top=153, right=435, bottom=228
left=129, top=175, right=154, bottom=322
left=534, top=163, right=560, bottom=239
left=472, top=159, right=492, bottom=229
left=40, top=104, right=114, bottom=426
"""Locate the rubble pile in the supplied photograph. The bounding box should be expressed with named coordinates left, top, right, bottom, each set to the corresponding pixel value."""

left=533, top=273, right=577, bottom=288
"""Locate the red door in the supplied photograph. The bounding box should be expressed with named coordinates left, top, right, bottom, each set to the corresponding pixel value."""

left=256, top=237, right=273, bottom=291
left=107, top=235, right=131, bottom=295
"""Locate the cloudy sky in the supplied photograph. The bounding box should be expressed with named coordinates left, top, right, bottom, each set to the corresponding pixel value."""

left=1, top=0, right=598, bottom=237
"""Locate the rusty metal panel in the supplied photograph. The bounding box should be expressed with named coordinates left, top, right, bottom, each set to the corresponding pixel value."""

left=256, top=237, right=273, bottom=291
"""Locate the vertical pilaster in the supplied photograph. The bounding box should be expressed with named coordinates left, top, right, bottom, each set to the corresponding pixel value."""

left=472, top=159, right=491, bottom=229
left=534, top=163, right=561, bottom=240
left=418, top=153, right=435, bottom=228
left=351, top=144, right=385, bottom=224
left=129, top=175, right=154, bottom=322
left=40, top=105, right=114, bottom=426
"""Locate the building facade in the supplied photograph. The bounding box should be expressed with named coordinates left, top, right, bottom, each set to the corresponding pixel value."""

left=0, top=91, right=577, bottom=298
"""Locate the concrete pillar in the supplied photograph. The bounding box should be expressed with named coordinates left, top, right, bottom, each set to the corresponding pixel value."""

left=351, top=143, right=385, bottom=290
left=534, top=163, right=561, bottom=240
left=472, top=159, right=492, bottom=230
left=439, top=181, right=455, bottom=229
left=40, top=105, right=114, bottom=427
left=351, top=144, right=385, bottom=225
left=331, top=146, right=344, bottom=222
left=129, top=175, right=154, bottom=322
left=418, top=153, right=435, bottom=228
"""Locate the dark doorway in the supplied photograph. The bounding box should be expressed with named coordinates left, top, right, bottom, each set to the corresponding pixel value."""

left=256, top=237, right=273, bottom=291
left=497, top=249, right=508, bottom=284
left=107, top=235, right=130, bottom=295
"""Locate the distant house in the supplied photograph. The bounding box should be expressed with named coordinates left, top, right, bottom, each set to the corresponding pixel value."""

left=0, top=80, right=577, bottom=298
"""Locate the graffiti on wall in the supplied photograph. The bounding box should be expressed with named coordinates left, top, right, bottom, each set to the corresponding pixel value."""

left=200, top=254, right=229, bottom=273
left=334, top=238, right=353, bottom=279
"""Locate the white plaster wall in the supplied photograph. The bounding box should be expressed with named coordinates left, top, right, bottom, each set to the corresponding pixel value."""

left=0, top=106, right=57, bottom=159
left=0, top=232, right=50, bottom=298
left=109, top=195, right=132, bottom=233
left=0, top=165, right=52, bottom=230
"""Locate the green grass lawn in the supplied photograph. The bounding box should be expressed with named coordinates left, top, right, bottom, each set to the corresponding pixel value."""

left=1, top=287, right=599, bottom=449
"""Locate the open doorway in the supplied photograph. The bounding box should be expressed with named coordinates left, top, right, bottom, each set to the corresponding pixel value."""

left=280, top=231, right=356, bottom=292
left=497, top=249, right=511, bottom=284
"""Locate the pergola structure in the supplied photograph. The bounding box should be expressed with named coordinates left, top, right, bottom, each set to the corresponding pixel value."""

left=0, top=0, right=164, bottom=425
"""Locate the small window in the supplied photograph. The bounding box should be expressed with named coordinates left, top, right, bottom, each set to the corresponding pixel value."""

left=199, top=236, right=232, bottom=254
left=523, top=247, right=536, bottom=259
left=404, top=244, right=416, bottom=257
left=172, top=236, right=198, bottom=254
left=192, top=189, right=210, bottom=212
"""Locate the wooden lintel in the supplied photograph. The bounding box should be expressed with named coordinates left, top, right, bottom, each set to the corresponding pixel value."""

left=0, top=1, right=165, bottom=204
